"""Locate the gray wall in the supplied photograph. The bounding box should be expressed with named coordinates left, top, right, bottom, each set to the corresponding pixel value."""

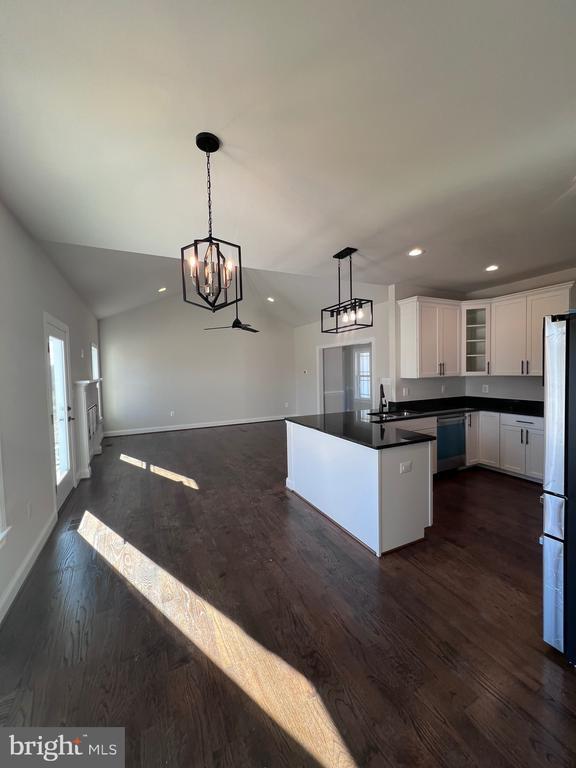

left=293, top=301, right=390, bottom=415
left=100, top=293, right=296, bottom=434
left=465, top=375, right=544, bottom=401
left=0, top=201, right=98, bottom=622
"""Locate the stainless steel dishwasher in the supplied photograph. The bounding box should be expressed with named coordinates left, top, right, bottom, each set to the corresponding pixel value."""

left=436, top=413, right=466, bottom=471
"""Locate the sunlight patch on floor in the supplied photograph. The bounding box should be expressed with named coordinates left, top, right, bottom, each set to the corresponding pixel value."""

left=119, top=454, right=199, bottom=490
left=78, top=510, right=354, bottom=768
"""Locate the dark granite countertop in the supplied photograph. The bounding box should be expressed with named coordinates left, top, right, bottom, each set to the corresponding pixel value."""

left=385, top=396, right=544, bottom=420
left=286, top=411, right=436, bottom=450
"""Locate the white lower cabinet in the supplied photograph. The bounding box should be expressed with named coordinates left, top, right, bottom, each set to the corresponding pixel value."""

left=498, top=414, right=544, bottom=481
left=404, top=417, right=437, bottom=474
left=478, top=411, right=500, bottom=467
left=525, top=427, right=545, bottom=481
left=499, top=425, right=525, bottom=474
left=465, top=412, right=479, bottom=464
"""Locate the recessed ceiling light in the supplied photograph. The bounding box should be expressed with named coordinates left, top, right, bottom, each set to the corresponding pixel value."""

left=158, top=287, right=167, bottom=292
left=267, top=297, right=275, bottom=302
left=408, top=247, right=424, bottom=257
left=485, top=265, right=499, bottom=272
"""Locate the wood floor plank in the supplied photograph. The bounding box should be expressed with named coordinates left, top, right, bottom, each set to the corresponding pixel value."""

left=0, top=422, right=575, bottom=767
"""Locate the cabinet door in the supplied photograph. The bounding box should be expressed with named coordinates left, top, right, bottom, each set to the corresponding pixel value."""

left=525, top=428, right=545, bottom=481
left=440, top=304, right=460, bottom=375
left=490, top=296, right=527, bottom=375
left=478, top=411, right=500, bottom=467
left=465, top=412, right=479, bottom=465
left=499, top=424, right=525, bottom=475
left=419, top=303, right=440, bottom=377
left=527, top=289, right=570, bottom=376
left=416, top=428, right=437, bottom=474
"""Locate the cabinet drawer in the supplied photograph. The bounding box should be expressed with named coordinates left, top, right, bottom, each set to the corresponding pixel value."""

left=500, top=413, right=544, bottom=430
left=401, top=417, right=437, bottom=431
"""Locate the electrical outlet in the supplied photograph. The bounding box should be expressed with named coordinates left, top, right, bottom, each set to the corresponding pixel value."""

left=400, top=460, right=413, bottom=474
left=284, top=402, right=289, bottom=409
left=402, top=387, right=409, bottom=397
left=170, top=410, right=175, bottom=417
left=482, top=384, right=489, bottom=393
left=303, top=369, right=309, bottom=375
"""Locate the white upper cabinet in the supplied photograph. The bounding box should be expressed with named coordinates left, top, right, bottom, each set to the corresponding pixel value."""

left=400, top=283, right=572, bottom=380
left=526, top=288, right=570, bottom=376
left=398, top=298, right=460, bottom=378
left=490, top=294, right=527, bottom=376
left=461, top=302, right=491, bottom=375
left=491, top=286, right=571, bottom=376
left=440, top=304, right=461, bottom=376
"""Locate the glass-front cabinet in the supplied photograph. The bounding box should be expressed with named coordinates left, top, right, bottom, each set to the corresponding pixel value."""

left=461, top=302, right=491, bottom=375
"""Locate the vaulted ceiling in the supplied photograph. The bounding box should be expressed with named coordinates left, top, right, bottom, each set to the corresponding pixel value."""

left=2, top=0, right=576, bottom=296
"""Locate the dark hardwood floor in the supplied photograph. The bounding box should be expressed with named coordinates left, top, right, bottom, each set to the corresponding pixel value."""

left=1, top=421, right=575, bottom=767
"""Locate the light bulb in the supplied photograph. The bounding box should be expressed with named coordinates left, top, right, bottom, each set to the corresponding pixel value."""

left=357, top=308, right=364, bottom=319
left=189, top=254, right=197, bottom=276
left=350, top=310, right=356, bottom=322
left=342, top=312, right=349, bottom=323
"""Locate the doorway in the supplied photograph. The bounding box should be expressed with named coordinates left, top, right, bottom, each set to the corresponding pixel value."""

left=322, top=343, right=373, bottom=413
left=44, top=316, right=74, bottom=509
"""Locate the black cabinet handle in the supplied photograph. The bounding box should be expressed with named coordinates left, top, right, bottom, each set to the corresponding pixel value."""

left=521, top=429, right=524, bottom=444
left=487, top=361, right=490, bottom=375
left=526, top=360, right=530, bottom=375
left=526, top=429, right=529, bottom=445
left=521, top=360, right=524, bottom=374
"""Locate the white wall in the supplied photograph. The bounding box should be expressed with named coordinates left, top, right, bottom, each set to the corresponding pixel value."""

left=100, top=292, right=295, bottom=434
left=294, top=301, right=390, bottom=415
left=0, top=200, right=98, bottom=623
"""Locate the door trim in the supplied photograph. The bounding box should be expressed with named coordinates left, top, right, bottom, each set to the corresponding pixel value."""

left=316, top=337, right=376, bottom=414
left=43, top=312, right=76, bottom=509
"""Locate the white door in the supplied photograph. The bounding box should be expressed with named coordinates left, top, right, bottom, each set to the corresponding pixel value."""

left=419, top=303, right=440, bottom=376
left=465, top=412, right=479, bottom=465
left=526, top=290, right=570, bottom=376
left=45, top=319, right=74, bottom=509
left=490, top=296, right=527, bottom=375
left=478, top=411, right=500, bottom=467
left=440, top=305, right=460, bottom=375
left=525, top=428, right=545, bottom=481
left=499, top=424, right=525, bottom=475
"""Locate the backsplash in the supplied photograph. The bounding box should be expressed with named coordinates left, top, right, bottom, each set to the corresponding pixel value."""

left=465, top=376, right=544, bottom=401
left=394, top=377, right=465, bottom=401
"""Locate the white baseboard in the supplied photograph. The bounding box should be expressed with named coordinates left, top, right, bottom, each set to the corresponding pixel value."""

left=104, top=414, right=295, bottom=438
left=0, top=511, right=58, bottom=626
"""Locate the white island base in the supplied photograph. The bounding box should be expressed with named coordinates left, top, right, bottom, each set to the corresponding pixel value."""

left=286, top=421, right=433, bottom=556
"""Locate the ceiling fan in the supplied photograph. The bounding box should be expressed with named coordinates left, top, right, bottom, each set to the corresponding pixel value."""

left=204, top=289, right=259, bottom=333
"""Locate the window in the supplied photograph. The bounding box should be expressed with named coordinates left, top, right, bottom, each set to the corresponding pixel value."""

left=354, top=350, right=371, bottom=401
left=91, top=343, right=103, bottom=419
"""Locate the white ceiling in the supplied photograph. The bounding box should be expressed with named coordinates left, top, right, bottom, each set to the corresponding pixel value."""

left=2, top=0, right=576, bottom=295
left=45, top=241, right=390, bottom=323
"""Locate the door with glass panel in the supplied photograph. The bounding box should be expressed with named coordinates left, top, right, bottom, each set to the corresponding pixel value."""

left=462, top=303, right=491, bottom=375
left=45, top=320, right=74, bottom=508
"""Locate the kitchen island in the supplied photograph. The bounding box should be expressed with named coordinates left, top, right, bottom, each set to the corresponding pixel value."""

left=285, top=411, right=435, bottom=556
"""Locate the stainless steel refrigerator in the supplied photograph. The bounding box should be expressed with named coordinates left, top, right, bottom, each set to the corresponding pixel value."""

left=543, top=313, right=576, bottom=663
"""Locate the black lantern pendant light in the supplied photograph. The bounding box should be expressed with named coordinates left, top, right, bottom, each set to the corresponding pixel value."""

left=181, top=132, right=243, bottom=312
left=321, top=247, right=373, bottom=333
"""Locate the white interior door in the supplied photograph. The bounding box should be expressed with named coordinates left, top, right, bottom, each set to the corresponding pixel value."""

left=45, top=319, right=74, bottom=509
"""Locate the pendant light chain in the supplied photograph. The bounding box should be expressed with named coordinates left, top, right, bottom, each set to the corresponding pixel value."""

left=206, top=152, right=213, bottom=239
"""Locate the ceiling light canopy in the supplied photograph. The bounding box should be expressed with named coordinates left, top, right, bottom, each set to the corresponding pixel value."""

left=408, top=247, right=424, bottom=257
left=321, top=247, right=373, bottom=334
left=485, top=264, right=499, bottom=272
left=181, top=132, right=243, bottom=312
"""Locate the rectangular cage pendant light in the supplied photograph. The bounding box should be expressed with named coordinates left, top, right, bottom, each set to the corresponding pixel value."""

left=321, top=247, right=373, bottom=334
